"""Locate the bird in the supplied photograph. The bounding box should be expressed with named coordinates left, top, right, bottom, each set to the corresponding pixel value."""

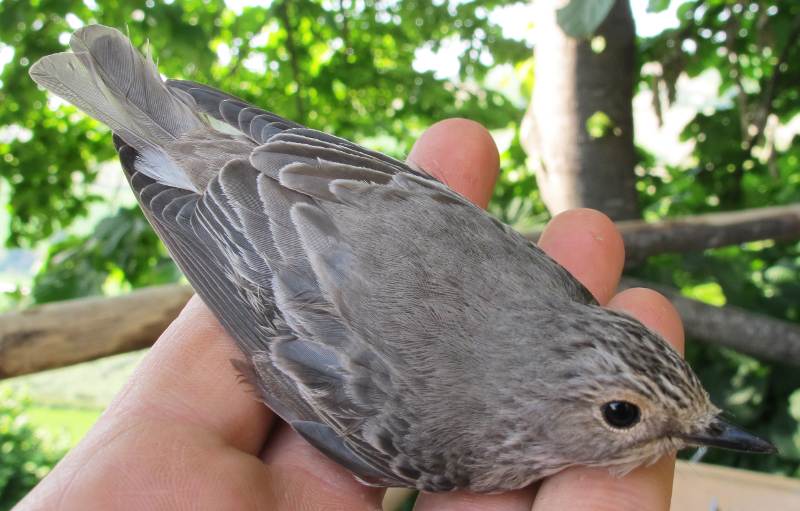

left=29, top=24, right=776, bottom=493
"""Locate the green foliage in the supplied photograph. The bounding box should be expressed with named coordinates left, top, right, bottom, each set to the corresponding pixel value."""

left=0, top=387, right=66, bottom=510
left=636, top=0, right=800, bottom=475
left=647, top=0, right=671, bottom=13
left=585, top=110, right=614, bottom=139
left=639, top=0, right=800, bottom=212
left=24, top=406, right=101, bottom=445
left=488, top=131, right=549, bottom=228
left=556, top=0, right=615, bottom=39
left=32, top=206, right=179, bottom=303
left=0, top=0, right=534, bottom=304
left=676, top=343, right=800, bottom=477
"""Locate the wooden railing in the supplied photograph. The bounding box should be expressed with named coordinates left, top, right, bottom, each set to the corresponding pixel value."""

left=0, top=284, right=192, bottom=378
left=4, top=204, right=800, bottom=377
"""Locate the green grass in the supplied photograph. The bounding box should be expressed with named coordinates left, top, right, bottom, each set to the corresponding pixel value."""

left=5, top=351, right=145, bottom=408
left=24, top=405, right=103, bottom=445
left=2, top=350, right=145, bottom=448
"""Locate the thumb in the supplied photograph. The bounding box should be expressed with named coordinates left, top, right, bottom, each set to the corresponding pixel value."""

left=407, top=118, right=500, bottom=209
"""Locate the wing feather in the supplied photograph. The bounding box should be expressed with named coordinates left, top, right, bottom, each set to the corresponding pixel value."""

left=115, top=131, right=409, bottom=486
left=106, top=73, right=597, bottom=490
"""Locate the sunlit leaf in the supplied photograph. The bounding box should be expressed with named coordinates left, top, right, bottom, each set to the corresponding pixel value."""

left=556, top=0, right=615, bottom=39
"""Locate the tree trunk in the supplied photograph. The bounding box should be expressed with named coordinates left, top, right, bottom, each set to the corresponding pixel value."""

left=523, top=0, right=639, bottom=220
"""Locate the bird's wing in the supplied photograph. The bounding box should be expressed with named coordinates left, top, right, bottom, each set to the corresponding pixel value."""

left=116, top=135, right=409, bottom=486
left=114, top=81, right=596, bottom=488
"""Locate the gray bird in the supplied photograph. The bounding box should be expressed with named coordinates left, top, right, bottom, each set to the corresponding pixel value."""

left=29, top=25, right=775, bottom=493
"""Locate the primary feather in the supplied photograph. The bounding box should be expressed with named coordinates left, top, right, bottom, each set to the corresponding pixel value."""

left=31, top=25, right=726, bottom=492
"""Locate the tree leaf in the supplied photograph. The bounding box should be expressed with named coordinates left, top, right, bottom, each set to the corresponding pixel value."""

left=556, top=0, right=616, bottom=39
left=647, top=0, right=671, bottom=13
left=585, top=110, right=614, bottom=138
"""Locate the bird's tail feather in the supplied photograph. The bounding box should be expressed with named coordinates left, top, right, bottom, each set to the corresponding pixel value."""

left=29, top=25, right=207, bottom=187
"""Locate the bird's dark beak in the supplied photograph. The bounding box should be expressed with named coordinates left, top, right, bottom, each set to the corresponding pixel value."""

left=681, top=417, right=777, bottom=454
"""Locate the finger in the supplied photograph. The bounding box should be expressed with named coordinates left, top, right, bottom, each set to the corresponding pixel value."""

left=262, top=118, right=503, bottom=509
left=537, top=209, right=625, bottom=305
left=532, top=288, right=684, bottom=511
left=261, top=423, right=385, bottom=510
left=407, top=117, right=500, bottom=208
left=609, top=288, right=685, bottom=353
left=413, top=488, right=536, bottom=511
left=531, top=459, right=676, bottom=511
left=104, top=296, right=273, bottom=454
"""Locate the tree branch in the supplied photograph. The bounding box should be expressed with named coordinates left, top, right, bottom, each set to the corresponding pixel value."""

left=726, top=6, right=750, bottom=141
left=224, top=39, right=252, bottom=82
left=5, top=205, right=800, bottom=378
left=338, top=0, right=351, bottom=53
left=3, top=275, right=800, bottom=381
left=0, top=285, right=193, bottom=379
left=621, top=277, right=800, bottom=365
left=745, top=11, right=800, bottom=152
left=524, top=203, right=800, bottom=264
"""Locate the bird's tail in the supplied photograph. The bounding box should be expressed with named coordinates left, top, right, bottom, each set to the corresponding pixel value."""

left=29, top=25, right=206, bottom=158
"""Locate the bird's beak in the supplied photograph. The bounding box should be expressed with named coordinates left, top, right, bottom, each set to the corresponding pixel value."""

left=681, top=417, right=777, bottom=454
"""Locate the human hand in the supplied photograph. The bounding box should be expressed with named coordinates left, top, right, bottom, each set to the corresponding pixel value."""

left=409, top=121, right=682, bottom=511
left=16, top=118, right=682, bottom=511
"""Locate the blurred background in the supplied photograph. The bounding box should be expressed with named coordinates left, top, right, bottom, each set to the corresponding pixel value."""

left=1, top=0, right=800, bottom=508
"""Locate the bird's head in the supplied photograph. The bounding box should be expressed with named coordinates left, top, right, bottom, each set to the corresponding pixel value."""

left=506, top=305, right=775, bottom=482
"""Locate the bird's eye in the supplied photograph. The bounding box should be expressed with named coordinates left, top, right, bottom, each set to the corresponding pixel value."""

left=602, top=401, right=641, bottom=429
